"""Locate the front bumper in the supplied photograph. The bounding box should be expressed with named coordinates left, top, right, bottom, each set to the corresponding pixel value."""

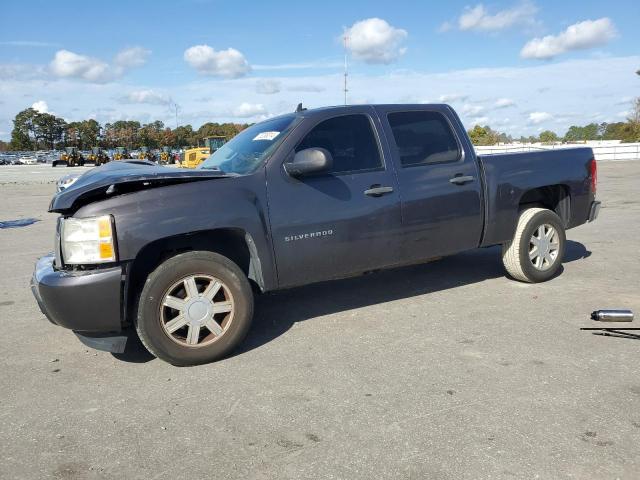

left=31, top=254, right=123, bottom=333
left=588, top=201, right=601, bottom=222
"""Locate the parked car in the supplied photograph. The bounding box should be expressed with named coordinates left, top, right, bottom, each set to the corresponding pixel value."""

left=19, top=155, right=38, bottom=165
left=31, top=104, right=600, bottom=365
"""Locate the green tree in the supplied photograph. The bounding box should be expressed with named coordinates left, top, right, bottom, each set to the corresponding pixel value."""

left=108, top=120, right=141, bottom=149
left=622, top=98, right=640, bottom=142
left=34, top=113, right=67, bottom=149
left=564, top=123, right=600, bottom=142
left=602, top=122, right=627, bottom=140
left=539, top=130, right=559, bottom=144
left=583, top=123, right=599, bottom=140
left=138, top=121, right=165, bottom=148
left=467, top=125, right=501, bottom=146
left=173, top=125, right=195, bottom=147
left=65, top=121, right=82, bottom=148
left=9, top=108, right=38, bottom=150
left=77, top=119, right=101, bottom=148
left=160, top=127, right=176, bottom=147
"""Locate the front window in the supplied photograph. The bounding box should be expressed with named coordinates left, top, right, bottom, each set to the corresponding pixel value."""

left=296, top=114, right=383, bottom=174
left=198, top=115, right=297, bottom=175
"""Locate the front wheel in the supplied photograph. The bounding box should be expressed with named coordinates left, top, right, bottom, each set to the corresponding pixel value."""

left=135, top=251, right=254, bottom=366
left=502, top=207, right=566, bottom=283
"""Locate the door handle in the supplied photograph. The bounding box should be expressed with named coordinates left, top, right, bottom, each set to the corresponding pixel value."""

left=449, top=175, right=475, bottom=185
left=364, top=185, right=394, bottom=197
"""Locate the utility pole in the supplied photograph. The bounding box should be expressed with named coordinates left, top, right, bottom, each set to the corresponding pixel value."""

left=170, top=99, right=180, bottom=129
left=343, top=34, right=349, bottom=105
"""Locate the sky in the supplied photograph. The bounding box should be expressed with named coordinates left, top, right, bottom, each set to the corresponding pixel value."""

left=1, top=0, right=639, bottom=141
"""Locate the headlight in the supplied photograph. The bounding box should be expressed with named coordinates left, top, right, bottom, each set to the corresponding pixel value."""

left=61, top=215, right=117, bottom=264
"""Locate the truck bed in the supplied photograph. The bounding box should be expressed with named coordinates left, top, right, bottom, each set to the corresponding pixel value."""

left=477, top=147, right=594, bottom=246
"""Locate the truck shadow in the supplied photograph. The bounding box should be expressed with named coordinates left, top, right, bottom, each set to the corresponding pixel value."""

left=112, top=240, right=590, bottom=364
left=233, top=240, right=591, bottom=358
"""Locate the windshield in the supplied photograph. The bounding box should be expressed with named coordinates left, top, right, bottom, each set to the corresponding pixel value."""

left=198, top=115, right=297, bottom=175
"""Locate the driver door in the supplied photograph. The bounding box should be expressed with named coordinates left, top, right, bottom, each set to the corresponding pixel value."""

left=266, top=109, right=402, bottom=288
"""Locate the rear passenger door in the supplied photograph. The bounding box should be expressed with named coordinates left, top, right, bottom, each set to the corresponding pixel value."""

left=377, top=106, right=483, bottom=263
left=266, top=108, right=402, bottom=288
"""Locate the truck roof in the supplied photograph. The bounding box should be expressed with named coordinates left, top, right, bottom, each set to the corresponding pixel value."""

left=294, top=103, right=451, bottom=116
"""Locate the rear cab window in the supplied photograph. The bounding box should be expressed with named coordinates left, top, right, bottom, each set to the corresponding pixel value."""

left=296, top=114, right=383, bottom=174
left=387, top=111, right=461, bottom=167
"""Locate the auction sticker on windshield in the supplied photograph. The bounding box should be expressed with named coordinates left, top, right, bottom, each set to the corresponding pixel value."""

left=253, top=131, right=280, bottom=141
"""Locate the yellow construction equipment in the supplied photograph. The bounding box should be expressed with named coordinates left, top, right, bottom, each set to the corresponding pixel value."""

left=53, top=147, right=85, bottom=167
left=138, top=146, right=157, bottom=162
left=86, top=147, right=110, bottom=166
left=112, top=147, right=129, bottom=161
left=159, top=146, right=171, bottom=164
left=181, top=136, right=227, bottom=169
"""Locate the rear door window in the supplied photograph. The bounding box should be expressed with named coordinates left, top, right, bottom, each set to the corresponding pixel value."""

left=387, top=111, right=461, bottom=167
left=296, top=114, right=383, bottom=174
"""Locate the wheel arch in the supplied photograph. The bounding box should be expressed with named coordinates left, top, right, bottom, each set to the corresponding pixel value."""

left=123, top=228, right=264, bottom=326
left=518, top=184, right=571, bottom=227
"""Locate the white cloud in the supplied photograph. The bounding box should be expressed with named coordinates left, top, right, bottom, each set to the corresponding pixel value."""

left=0, top=64, right=47, bottom=81
left=615, top=96, right=633, bottom=106
left=439, top=93, right=468, bottom=102
left=461, top=103, right=485, bottom=115
left=288, top=84, right=325, bottom=93
left=495, top=98, right=516, bottom=108
left=50, top=50, right=111, bottom=82
left=253, top=60, right=342, bottom=71
left=121, top=89, right=170, bottom=105
left=344, top=18, right=408, bottom=64
left=528, top=111, right=553, bottom=124
left=471, top=116, right=490, bottom=124
left=49, top=47, right=149, bottom=83
left=3, top=55, right=639, bottom=141
left=114, top=46, right=150, bottom=68
left=437, top=21, right=453, bottom=33
left=256, top=79, right=281, bottom=95
left=458, top=1, right=538, bottom=32
left=184, top=45, right=250, bottom=78
left=0, top=40, right=59, bottom=48
left=31, top=100, right=49, bottom=113
left=233, top=102, right=266, bottom=118
left=521, top=18, right=617, bottom=60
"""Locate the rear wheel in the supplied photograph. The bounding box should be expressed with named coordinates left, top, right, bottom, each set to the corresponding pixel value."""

left=135, top=251, right=254, bottom=366
left=502, top=207, right=566, bottom=283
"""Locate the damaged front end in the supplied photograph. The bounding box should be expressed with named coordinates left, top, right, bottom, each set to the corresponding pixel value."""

left=50, top=160, right=230, bottom=214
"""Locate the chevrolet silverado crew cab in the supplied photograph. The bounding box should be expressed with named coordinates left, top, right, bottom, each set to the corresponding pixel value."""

left=31, top=104, right=600, bottom=366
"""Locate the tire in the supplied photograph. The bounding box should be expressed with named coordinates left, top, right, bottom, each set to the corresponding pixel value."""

left=135, top=251, right=254, bottom=366
left=502, top=207, right=566, bottom=283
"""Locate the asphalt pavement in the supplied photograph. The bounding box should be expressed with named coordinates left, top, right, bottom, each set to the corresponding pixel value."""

left=1, top=162, right=639, bottom=479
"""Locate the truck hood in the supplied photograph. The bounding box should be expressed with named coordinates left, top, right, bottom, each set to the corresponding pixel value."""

left=49, top=160, right=229, bottom=214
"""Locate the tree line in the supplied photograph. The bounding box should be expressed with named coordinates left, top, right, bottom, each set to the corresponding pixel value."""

left=3, top=97, right=640, bottom=151
left=2, top=107, right=249, bottom=151
left=468, top=98, right=640, bottom=146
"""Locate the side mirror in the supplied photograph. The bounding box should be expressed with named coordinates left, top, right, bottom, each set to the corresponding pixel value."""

left=284, top=147, right=333, bottom=177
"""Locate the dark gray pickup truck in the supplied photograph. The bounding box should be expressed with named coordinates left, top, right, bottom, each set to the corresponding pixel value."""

left=32, top=104, right=600, bottom=365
